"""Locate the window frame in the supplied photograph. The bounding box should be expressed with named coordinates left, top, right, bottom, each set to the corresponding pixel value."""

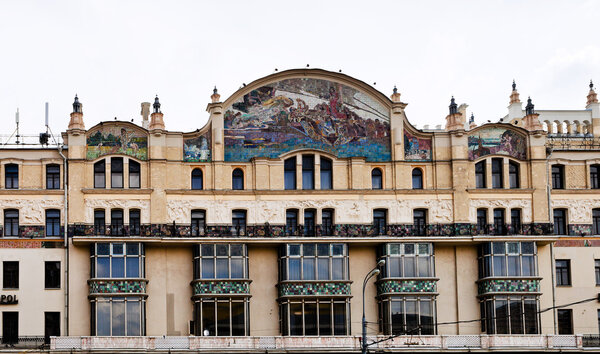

left=231, top=210, right=246, bottom=236
left=3, top=209, right=19, bottom=237
left=321, top=209, right=334, bottom=236
left=475, top=161, right=486, bottom=188
left=371, top=168, right=383, bottom=190
left=4, top=164, right=18, bottom=189
left=379, top=296, right=436, bottom=335
left=46, top=164, right=61, bottom=190
left=90, top=243, right=145, bottom=279
left=412, top=168, right=423, bottom=190
left=284, top=157, right=297, bottom=190
left=280, top=243, right=348, bottom=281
left=553, top=209, right=567, bottom=235
left=552, top=164, right=565, bottom=189
left=555, top=259, right=571, bottom=286
left=509, top=161, right=520, bottom=189
left=280, top=298, right=349, bottom=336
left=373, top=209, right=387, bottom=236
left=480, top=295, right=539, bottom=334
left=129, top=160, right=141, bottom=189
left=232, top=168, right=244, bottom=190
left=557, top=309, right=573, bottom=335
left=191, top=209, right=206, bottom=237
left=94, top=160, right=106, bottom=189
left=191, top=168, right=203, bottom=190
left=2, top=261, right=18, bottom=289
left=302, top=155, right=315, bottom=190
left=45, top=209, right=61, bottom=237
left=382, top=243, right=434, bottom=278
left=478, top=242, right=537, bottom=278
left=110, top=157, right=124, bottom=188
left=193, top=244, right=248, bottom=280
left=92, top=296, right=145, bottom=336
left=44, top=261, right=61, bottom=289
left=194, top=298, right=249, bottom=336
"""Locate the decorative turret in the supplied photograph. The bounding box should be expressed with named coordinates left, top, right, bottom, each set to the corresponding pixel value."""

left=510, top=80, right=521, bottom=104
left=522, top=96, right=543, bottom=131
left=211, top=87, right=221, bottom=103
left=469, top=113, right=477, bottom=129
left=445, top=96, right=465, bottom=131
left=390, top=86, right=402, bottom=103
left=68, top=95, right=85, bottom=130
left=525, top=97, right=535, bottom=115
left=149, top=95, right=165, bottom=130
left=508, top=80, right=523, bottom=120
left=587, top=80, right=598, bottom=106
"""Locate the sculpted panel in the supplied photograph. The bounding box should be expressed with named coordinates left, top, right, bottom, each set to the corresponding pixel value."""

left=0, top=199, right=63, bottom=224
left=469, top=199, right=533, bottom=223
left=552, top=199, right=600, bottom=223
left=84, top=199, right=151, bottom=223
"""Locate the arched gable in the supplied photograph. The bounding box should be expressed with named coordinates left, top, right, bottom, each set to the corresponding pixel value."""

left=222, top=70, right=391, bottom=162
left=183, top=124, right=212, bottom=162
left=467, top=124, right=527, bottom=161
left=403, top=124, right=432, bottom=161
left=86, top=122, right=148, bottom=160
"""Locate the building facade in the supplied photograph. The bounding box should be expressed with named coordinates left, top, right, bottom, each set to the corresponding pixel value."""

left=1, top=69, right=600, bottom=351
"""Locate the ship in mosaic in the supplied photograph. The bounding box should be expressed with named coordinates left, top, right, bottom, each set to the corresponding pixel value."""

left=224, top=78, right=391, bottom=162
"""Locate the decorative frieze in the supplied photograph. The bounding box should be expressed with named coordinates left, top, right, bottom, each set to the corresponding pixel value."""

left=191, top=280, right=251, bottom=297
left=477, top=278, right=540, bottom=296
left=88, top=279, right=148, bottom=296
left=278, top=281, right=351, bottom=297
left=377, top=279, right=437, bottom=295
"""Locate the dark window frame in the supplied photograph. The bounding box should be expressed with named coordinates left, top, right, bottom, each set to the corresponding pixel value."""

left=4, top=164, right=18, bottom=189
left=552, top=165, right=565, bottom=189
left=191, top=210, right=206, bottom=237
left=475, top=161, right=486, bottom=188
left=509, top=161, right=520, bottom=189
left=45, top=261, right=61, bottom=289
left=129, top=160, right=141, bottom=189
left=46, top=164, right=60, bottom=189
left=302, top=155, right=315, bottom=190
left=320, top=157, right=333, bottom=190
left=373, top=209, right=387, bottom=235
left=284, top=157, right=297, bottom=190
left=232, top=210, right=246, bottom=236
left=4, top=209, right=19, bottom=237
left=3, top=261, right=18, bottom=289
left=191, top=168, right=203, bottom=190
left=371, top=168, right=383, bottom=190
left=232, top=169, right=244, bottom=190
left=555, top=259, right=571, bottom=286
left=553, top=209, right=567, bottom=235
left=94, top=160, right=106, bottom=188
left=557, top=309, right=573, bottom=334
left=412, top=168, right=423, bottom=190
left=45, top=209, right=61, bottom=237
left=491, top=158, right=503, bottom=189
left=592, top=165, right=600, bottom=189
left=111, top=157, right=124, bottom=188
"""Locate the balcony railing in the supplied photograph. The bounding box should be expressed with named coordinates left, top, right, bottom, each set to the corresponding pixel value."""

left=0, top=225, right=64, bottom=238
left=0, top=336, right=45, bottom=348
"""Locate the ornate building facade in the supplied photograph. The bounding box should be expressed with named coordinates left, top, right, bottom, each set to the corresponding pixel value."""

left=1, top=69, right=600, bottom=351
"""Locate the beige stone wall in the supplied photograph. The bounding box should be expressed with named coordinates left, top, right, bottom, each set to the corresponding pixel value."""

left=248, top=245, right=279, bottom=336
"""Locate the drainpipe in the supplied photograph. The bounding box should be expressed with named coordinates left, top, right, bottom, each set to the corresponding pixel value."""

left=58, top=146, right=69, bottom=336
left=546, top=146, right=557, bottom=334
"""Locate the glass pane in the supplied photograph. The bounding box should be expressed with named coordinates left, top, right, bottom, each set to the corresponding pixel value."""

left=126, top=300, right=141, bottom=336
left=126, top=244, right=139, bottom=255
left=318, top=302, right=332, bottom=336
left=493, top=256, right=506, bottom=276
left=231, top=258, right=244, bottom=279
left=288, top=259, right=301, bottom=280
left=333, top=302, right=346, bottom=335
left=405, top=300, right=418, bottom=334
left=522, top=256, right=535, bottom=276
left=420, top=300, right=434, bottom=334
left=112, top=257, right=124, bottom=278
left=507, top=256, right=520, bottom=276
left=202, top=301, right=215, bottom=336
left=288, top=244, right=300, bottom=256
left=303, top=258, right=315, bottom=280
left=391, top=301, right=404, bottom=334
left=332, top=244, right=344, bottom=256
left=231, top=244, right=243, bottom=257
left=317, top=244, right=329, bottom=256
left=524, top=300, right=538, bottom=334
left=112, top=300, right=125, bottom=336
left=289, top=303, right=303, bottom=335
left=303, top=244, right=315, bottom=256
left=317, top=258, right=329, bottom=280
left=217, top=301, right=230, bottom=336
left=493, top=242, right=505, bottom=254
left=231, top=301, right=245, bottom=336
left=126, top=258, right=140, bottom=278
left=404, top=244, right=414, bottom=254
left=97, top=257, right=110, bottom=278
left=495, top=300, right=509, bottom=334
left=304, top=302, right=317, bottom=335
left=389, top=257, right=401, bottom=277
left=216, top=259, right=229, bottom=278
left=113, top=244, right=124, bottom=255
left=216, top=244, right=228, bottom=257
left=201, top=244, right=214, bottom=256
left=510, top=300, right=523, bottom=334
left=202, top=259, right=215, bottom=279
left=404, top=257, right=416, bottom=277
left=97, top=244, right=110, bottom=255
left=97, top=301, right=110, bottom=336
left=507, top=242, right=519, bottom=254
left=521, top=242, right=534, bottom=254
left=418, top=257, right=430, bottom=277
left=389, top=244, right=400, bottom=255
left=332, top=258, right=344, bottom=280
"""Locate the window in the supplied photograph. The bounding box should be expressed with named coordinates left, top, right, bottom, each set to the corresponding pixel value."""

left=413, top=209, right=427, bottom=235
left=320, top=158, right=333, bottom=190
left=46, top=164, right=60, bottom=189
left=553, top=209, right=567, bottom=235
left=231, top=210, right=246, bottom=236
left=322, top=209, right=334, bottom=236
left=557, top=309, right=573, bottom=335
left=2, top=312, right=18, bottom=344
left=475, top=161, right=486, bottom=188
left=493, top=209, right=506, bottom=235
left=45, top=261, right=60, bottom=289
left=92, top=297, right=144, bottom=336
left=556, top=259, right=571, bottom=286
left=129, top=209, right=140, bottom=236
left=509, top=161, right=520, bottom=189
left=44, top=312, right=60, bottom=344
left=195, top=298, right=249, bottom=336
left=477, top=209, right=488, bottom=234
left=111, top=157, right=123, bottom=188
left=373, top=209, right=387, bottom=235
left=382, top=243, right=434, bottom=278
left=284, top=157, right=296, bottom=190
left=281, top=244, right=347, bottom=281
left=4, top=164, right=18, bottom=189
left=552, top=164, right=565, bottom=189
left=45, top=209, right=61, bottom=237
left=380, top=296, right=435, bottom=335
left=302, top=155, right=314, bottom=190
left=280, top=299, right=349, bottom=336
left=481, top=296, right=539, bottom=334
left=129, top=161, right=140, bottom=188
left=510, top=209, right=522, bottom=234
left=191, top=168, right=203, bottom=190
left=191, top=210, right=206, bottom=237
left=193, top=244, right=248, bottom=280
left=304, top=209, right=316, bottom=236
left=94, top=160, right=106, bottom=188
left=412, top=168, right=423, bottom=189
left=4, top=209, right=18, bottom=237
left=492, top=158, right=503, bottom=188
left=232, top=168, right=244, bottom=190
left=111, top=209, right=124, bottom=236
left=3, top=261, right=18, bottom=288
left=286, top=209, right=298, bottom=236
left=594, top=209, right=600, bottom=235
left=91, top=243, right=144, bottom=278
left=478, top=242, right=537, bottom=278
left=371, top=168, right=383, bottom=190
left=595, top=260, right=600, bottom=286
left=94, top=210, right=106, bottom=235
left=592, top=165, right=600, bottom=189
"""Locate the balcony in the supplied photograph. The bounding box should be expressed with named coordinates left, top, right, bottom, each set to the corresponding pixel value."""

left=0, top=225, right=64, bottom=238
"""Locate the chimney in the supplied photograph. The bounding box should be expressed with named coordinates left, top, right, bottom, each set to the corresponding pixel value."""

left=149, top=96, right=165, bottom=130
left=140, top=102, right=151, bottom=129
left=68, top=95, right=85, bottom=130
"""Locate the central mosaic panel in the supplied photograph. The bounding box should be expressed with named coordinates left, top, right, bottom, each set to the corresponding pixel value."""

left=224, top=78, right=391, bottom=161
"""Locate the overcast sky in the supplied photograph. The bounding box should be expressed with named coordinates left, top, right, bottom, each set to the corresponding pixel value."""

left=1, top=0, right=599, bottom=137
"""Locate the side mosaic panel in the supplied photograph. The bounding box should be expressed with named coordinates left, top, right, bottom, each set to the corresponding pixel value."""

left=404, top=130, right=432, bottom=161
left=88, top=279, right=148, bottom=295
left=224, top=78, right=390, bottom=162
left=183, top=129, right=211, bottom=162
left=477, top=279, right=540, bottom=295
left=192, top=280, right=250, bottom=296
left=468, top=127, right=526, bottom=160
left=377, top=279, right=437, bottom=294
left=87, top=125, right=148, bottom=160
left=279, top=282, right=351, bottom=297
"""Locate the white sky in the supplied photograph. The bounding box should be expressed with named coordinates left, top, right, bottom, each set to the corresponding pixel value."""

left=1, top=0, right=599, bottom=136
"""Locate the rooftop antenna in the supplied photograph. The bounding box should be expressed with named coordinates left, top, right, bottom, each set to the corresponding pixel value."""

left=15, top=109, right=20, bottom=144
left=42, top=102, right=59, bottom=146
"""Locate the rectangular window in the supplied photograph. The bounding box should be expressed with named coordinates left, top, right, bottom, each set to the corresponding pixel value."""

left=552, top=165, right=564, bottom=189
left=373, top=209, right=387, bottom=235
left=493, top=209, right=505, bottom=235
left=46, top=164, right=60, bottom=189
left=129, top=161, right=140, bottom=188
left=44, top=312, right=60, bottom=344
left=129, top=210, right=140, bottom=236
left=322, top=209, right=334, bottom=236
left=509, top=162, right=519, bottom=189
left=92, top=243, right=144, bottom=279
left=94, top=160, right=106, bottom=188
left=478, top=242, right=536, bottom=278
left=45, top=261, right=60, bottom=289
left=2, top=312, right=18, bottom=344
left=304, top=209, right=315, bottom=236
left=191, top=210, right=205, bottom=237
left=553, top=209, right=567, bottom=235
left=195, top=299, right=248, bottom=336
left=477, top=209, right=487, bottom=233
left=596, top=260, right=600, bottom=286
left=4, top=164, right=18, bottom=189
left=286, top=209, right=298, bottom=236
left=110, top=209, right=124, bottom=236
left=232, top=210, right=246, bottom=236
left=46, top=209, right=61, bottom=236
left=4, top=209, right=19, bottom=237
left=594, top=209, right=600, bottom=235
left=492, top=158, right=503, bottom=188
left=592, top=165, right=600, bottom=189
left=111, top=157, right=123, bottom=188
left=557, top=309, right=573, bottom=334
left=194, top=244, right=247, bottom=280
left=282, top=244, right=347, bottom=281
left=320, top=158, right=333, bottom=190
left=475, top=161, right=486, bottom=188
left=3, top=261, right=18, bottom=289
left=556, top=259, right=571, bottom=286
left=280, top=299, right=348, bottom=336
left=511, top=209, right=522, bottom=234
left=381, top=297, right=435, bottom=335
left=94, top=297, right=144, bottom=336
left=302, top=155, right=314, bottom=190
left=480, top=296, right=539, bottom=334
left=413, top=210, right=426, bottom=235
left=284, top=157, right=296, bottom=190
left=94, top=210, right=106, bottom=235
left=384, top=243, right=434, bottom=278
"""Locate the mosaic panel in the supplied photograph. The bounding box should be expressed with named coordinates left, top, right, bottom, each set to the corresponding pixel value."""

left=377, top=279, right=437, bottom=294
left=279, top=282, right=351, bottom=297
left=88, top=279, right=147, bottom=295
left=477, top=279, right=540, bottom=295
left=404, top=130, right=432, bottom=161
left=183, top=130, right=211, bottom=162
left=86, top=125, right=148, bottom=160
left=192, top=280, right=250, bottom=296
left=0, top=240, right=62, bottom=248
left=568, top=224, right=592, bottom=236
left=20, top=225, right=47, bottom=237
left=224, top=78, right=390, bottom=162
left=468, top=127, right=526, bottom=160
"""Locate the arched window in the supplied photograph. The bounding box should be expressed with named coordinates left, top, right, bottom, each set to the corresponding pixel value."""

left=320, top=158, right=333, bottom=190
left=412, top=168, right=423, bottom=189
left=129, top=160, right=140, bottom=189
left=94, top=160, right=106, bottom=188
left=302, top=155, right=314, bottom=190
left=509, top=161, right=520, bottom=189
left=284, top=157, right=296, bottom=190
left=232, top=168, right=244, bottom=190
left=591, top=165, right=600, bottom=189
left=191, top=168, right=203, bottom=190
left=552, top=165, right=565, bottom=189
left=371, top=168, right=383, bottom=190
left=475, top=161, right=486, bottom=188
left=111, top=157, right=123, bottom=188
